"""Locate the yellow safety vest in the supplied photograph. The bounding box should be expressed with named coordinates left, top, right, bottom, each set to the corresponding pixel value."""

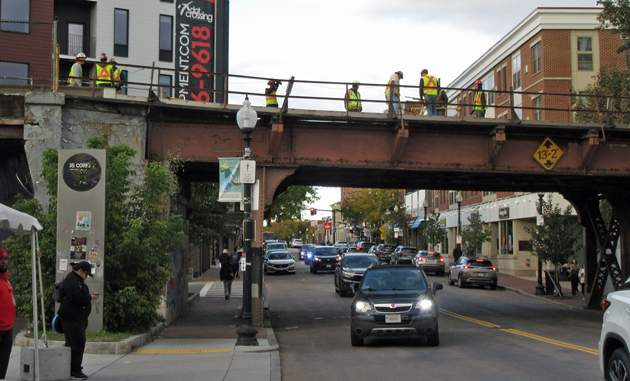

left=68, top=63, right=82, bottom=86
left=474, top=91, right=487, bottom=110
left=347, top=89, right=362, bottom=111
left=95, top=64, right=113, bottom=86
left=266, top=91, right=278, bottom=106
left=422, top=75, right=438, bottom=96
left=385, top=77, right=399, bottom=97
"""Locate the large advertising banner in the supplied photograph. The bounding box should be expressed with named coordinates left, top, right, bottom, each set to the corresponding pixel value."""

left=219, top=157, right=243, bottom=202
left=176, top=0, right=215, bottom=102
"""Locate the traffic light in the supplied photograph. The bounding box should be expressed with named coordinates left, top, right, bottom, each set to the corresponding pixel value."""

left=310, top=207, right=317, bottom=216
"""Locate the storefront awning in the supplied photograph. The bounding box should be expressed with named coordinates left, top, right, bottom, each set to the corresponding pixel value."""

left=410, top=216, right=424, bottom=229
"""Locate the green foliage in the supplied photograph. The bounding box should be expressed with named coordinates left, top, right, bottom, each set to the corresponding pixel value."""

left=524, top=196, right=583, bottom=266
left=189, top=183, right=243, bottom=247
left=340, top=189, right=403, bottom=227
left=573, top=66, right=630, bottom=125
left=420, top=212, right=446, bottom=249
left=269, top=186, right=319, bottom=222
left=461, top=209, right=492, bottom=257
left=597, top=0, right=630, bottom=53
left=265, top=219, right=311, bottom=242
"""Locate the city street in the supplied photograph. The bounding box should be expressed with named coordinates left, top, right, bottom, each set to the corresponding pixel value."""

left=267, top=249, right=603, bottom=381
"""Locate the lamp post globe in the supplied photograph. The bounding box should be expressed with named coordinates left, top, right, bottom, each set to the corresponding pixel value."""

left=236, top=95, right=259, bottom=346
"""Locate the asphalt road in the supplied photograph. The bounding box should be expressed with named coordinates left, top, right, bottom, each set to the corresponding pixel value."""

left=266, top=248, right=603, bottom=381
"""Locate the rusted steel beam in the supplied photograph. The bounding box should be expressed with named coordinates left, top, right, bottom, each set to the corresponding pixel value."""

left=0, top=124, right=23, bottom=139
left=489, top=126, right=506, bottom=166
left=580, top=130, right=600, bottom=170
left=392, top=127, right=409, bottom=162
left=268, top=118, right=283, bottom=158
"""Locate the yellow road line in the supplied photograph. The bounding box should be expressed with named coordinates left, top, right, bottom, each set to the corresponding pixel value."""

left=439, top=308, right=598, bottom=355
left=134, top=349, right=234, bottom=354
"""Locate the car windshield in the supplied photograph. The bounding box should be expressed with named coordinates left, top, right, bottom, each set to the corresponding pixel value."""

left=344, top=256, right=379, bottom=268
left=401, top=247, right=417, bottom=253
left=314, top=247, right=338, bottom=256
left=360, top=242, right=375, bottom=248
left=382, top=245, right=395, bottom=250
left=269, top=252, right=292, bottom=260
left=267, top=244, right=285, bottom=251
left=467, top=259, right=493, bottom=267
left=302, top=245, right=314, bottom=251
left=361, top=268, right=427, bottom=291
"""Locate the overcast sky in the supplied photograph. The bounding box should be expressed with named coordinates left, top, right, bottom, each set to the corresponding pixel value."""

left=227, top=0, right=600, bottom=217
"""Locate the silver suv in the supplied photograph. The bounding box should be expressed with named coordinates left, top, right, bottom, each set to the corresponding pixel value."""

left=448, top=256, right=498, bottom=290
left=390, top=246, right=418, bottom=265
left=599, top=280, right=630, bottom=380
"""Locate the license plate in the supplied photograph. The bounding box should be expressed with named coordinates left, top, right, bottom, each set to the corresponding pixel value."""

left=428, top=260, right=436, bottom=264
left=385, top=314, right=401, bottom=323
left=475, top=272, right=485, bottom=277
left=326, top=265, right=332, bottom=268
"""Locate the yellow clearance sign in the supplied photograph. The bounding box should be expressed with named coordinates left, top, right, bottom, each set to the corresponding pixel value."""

left=533, top=137, right=564, bottom=171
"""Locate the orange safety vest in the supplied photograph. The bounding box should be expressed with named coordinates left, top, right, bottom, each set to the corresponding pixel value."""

left=96, top=64, right=113, bottom=86
left=422, top=75, right=438, bottom=96
left=474, top=91, right=487, bottom=110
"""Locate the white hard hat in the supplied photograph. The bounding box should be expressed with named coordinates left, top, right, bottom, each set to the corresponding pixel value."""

left=76, top=53, right=86, bottom=59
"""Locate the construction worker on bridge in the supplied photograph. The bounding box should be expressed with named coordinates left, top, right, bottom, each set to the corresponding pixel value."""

left=385, top=71, right=403, bottom=117
left=472, top=79, right=488, bottom=118
left=419, top=69, right=439, bottom=116
left=95, top=53, right=114, bottom=88
left=345, top=81, right=362, bottom=112
left=265, top=79, right=282, bottom=107
left=67, top=53, right=86, bottom=86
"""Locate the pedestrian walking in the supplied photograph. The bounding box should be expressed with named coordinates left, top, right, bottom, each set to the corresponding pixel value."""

left=0, top=248, right=15, bottom=380
left=57, top=261, right=98, bottom=380
left=452, top=243, right=462, bottom=264
left=569, top=258, right=580, bottom=296
left=578, top=264, right=586, bottom=298
left=385, top=71, right=403, bottom=117
left=231, top=246, right=240, bottom=279
left=344, top=81, right=362, bottom=112
left=419, top=69, right=439, bottom=116
left=265, top=80, right=282, bottom=107
left=67, top=53, right=86, bottom=87
left=471, top=79, right=488, bottom=118
left=219, top=249, right=234, bottom=300
left=95, top=53, right=114, bottom=88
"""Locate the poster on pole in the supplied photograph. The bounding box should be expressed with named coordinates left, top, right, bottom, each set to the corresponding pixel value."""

left=218, top=157, right=242, bottom=202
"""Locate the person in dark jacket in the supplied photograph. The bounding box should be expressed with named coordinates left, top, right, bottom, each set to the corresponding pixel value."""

left=58, top=261, right=98, bottom=380
left=231, top=246, right=240, bottom=279
left=452, top=243, right=463, bottom=264
left=219, top=249, right=234, bottom=299
left=0, top=248, right=15, bottom=380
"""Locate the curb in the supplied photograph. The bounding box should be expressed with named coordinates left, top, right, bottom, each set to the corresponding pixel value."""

left=498, top=284, right=595, bottom=311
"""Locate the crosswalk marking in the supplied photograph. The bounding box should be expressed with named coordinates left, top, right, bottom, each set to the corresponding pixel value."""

left=200, top=281, right=243, bottom=299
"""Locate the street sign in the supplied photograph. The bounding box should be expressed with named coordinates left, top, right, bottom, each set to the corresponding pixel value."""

left=239, top=160, right=256, bottom=184
left=324, top=222, right=332, bottom=230
left=457, top=235, right=462, bottom=244
left=379, top=225, right=386, bottom=233
left=533, top=137, right=564, bottom=171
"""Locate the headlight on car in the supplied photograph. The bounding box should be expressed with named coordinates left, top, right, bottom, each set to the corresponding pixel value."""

left=355, top=301, right=372, bottom=313
left=417, top=299, right=434, bottom=311
left=342, top=270, right=355, bottom=279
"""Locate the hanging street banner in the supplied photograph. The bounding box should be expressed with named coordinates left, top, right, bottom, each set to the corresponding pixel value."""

left=176, top=0, right=215, bottom=102
left=219, top=157, right=242, bottom=202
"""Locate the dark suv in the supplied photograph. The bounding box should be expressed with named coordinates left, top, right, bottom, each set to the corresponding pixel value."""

left=375, top=244, right=396, bottom=263
left=350, top=265, right=443, bottom=346
left=310, top=246, right=340, bottom=274
left=390, top=246, right=418, bottom=265
left=347, top=242, right=375, bottom=254
left=335, top=253, right=380, bottom=297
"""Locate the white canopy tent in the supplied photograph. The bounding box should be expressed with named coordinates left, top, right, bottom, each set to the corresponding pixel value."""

left=0, top=203, right=43, bottom=380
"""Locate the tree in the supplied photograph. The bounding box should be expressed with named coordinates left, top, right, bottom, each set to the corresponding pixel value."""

left=340, top=189, right=404, bottom=241
left=524, top=196, right=583, bottom=268
left=461, top=209, right=492, bottom=257
left=597, top=0, right=630, bottom=53
left=189, top=183, right=243, bottom=248
left=573, top=66, right=630, bottom=125
left=269, top=186, right=319, bottom=222
left=265, top=219, right=311, bottom=242
left=420, top=212, right=446, bottom=250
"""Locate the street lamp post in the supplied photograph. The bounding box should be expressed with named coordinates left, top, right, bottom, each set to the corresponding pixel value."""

left=535, top=193, right=545, bottom=295
left=456, top=192, right=463, bottom=242
left=235, top=96, right=259, bottom=346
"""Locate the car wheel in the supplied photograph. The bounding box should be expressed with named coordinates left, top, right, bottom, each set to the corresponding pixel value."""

left=608, top=348, right=630, bottom=381
left=448, top=272, right=455, bottom=286
left=458, top=275, right=465, bottom=288
left=427, top=325, right=440, bottom=347
left=350, top=329, right=364, bottom=347
left=340, top=285, right=347, bottom=297
left=335, top=277, right=340, bottom=293
left=490, top=282, right=497, bottom=290
left=312, top=266, right=318, bottom=274
left=264, top=268, right=268, bottom=275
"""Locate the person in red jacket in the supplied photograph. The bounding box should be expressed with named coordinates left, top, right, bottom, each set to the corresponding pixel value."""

left=0, top=247, right=15, bottom=379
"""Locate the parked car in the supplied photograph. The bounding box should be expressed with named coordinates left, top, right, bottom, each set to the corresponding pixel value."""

left=303, top=245, right=318, bottom=264
left=335, top=253, right=380, bottom=297
left=368, top=245, right=378, bottom=254
left=412, top=250, right=445, bottom=276
left=263, top=250, right=296, bottom=275
left=599, top=279, right=630, bottom=381
left=448, top=256, right=498, bottom=289
left=310, top=246, right=340, bottom=274
left=291, top=239, right=303, bottom=248
left=348, top=242, right=375, bottom=253
left=375, top=244, right=396, bottom=263
left=350, top=265, right=442, bottom=347
left=300, top=244, right=315, bottom=261
left=390, top=246, right=418, bottom=265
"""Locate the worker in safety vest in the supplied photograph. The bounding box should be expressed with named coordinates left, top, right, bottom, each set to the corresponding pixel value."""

left=471, top=79, right=487, bottom=118
left=95, top=53, right=114, bottom=88
left=419, top=69, right=439, bottom=116
left=437, top=88, right=449, bottom=116
left=109, top=58, right=126, bottom=93
left=385, top=71, right=403, bottom=117
left=265, top=79, right=282, bottom=107
left=68, top=53, right=86, bottom=86
left=344, top=81, right=362, bottom=112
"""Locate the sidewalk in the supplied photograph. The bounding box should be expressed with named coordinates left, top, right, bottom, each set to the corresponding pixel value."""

left=497, top=273, right=591, bottom=309
left=5, top=265, right=280, bottom=381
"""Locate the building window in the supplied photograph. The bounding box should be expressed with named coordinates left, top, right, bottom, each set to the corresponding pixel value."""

left=497, top=70, right=501, bottom=93
left=483, top=75, right=494, bottom=105
left=502, top=67, right=507, bottom=92
left=462, top=94, right=467, bottom=116
left=159, top=74, right=172, bottom=98
left=1, top=0, right=30, bottom=33
left=500, top=220, right=514, bottom=254
left=68, top=23, right=84, bottom=57
left=533, top=96, right=542, bottom=121
left=532, top=42, right=541, bottom=74
left=0, top=61, right=29, bottom=85
left=159, top=15, right=173, bottom=62
left=114, top=8, right=129, bottom=57
left=512, top=54, right=521, bottom=89
left=577, top=37, right=593, bottom=71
